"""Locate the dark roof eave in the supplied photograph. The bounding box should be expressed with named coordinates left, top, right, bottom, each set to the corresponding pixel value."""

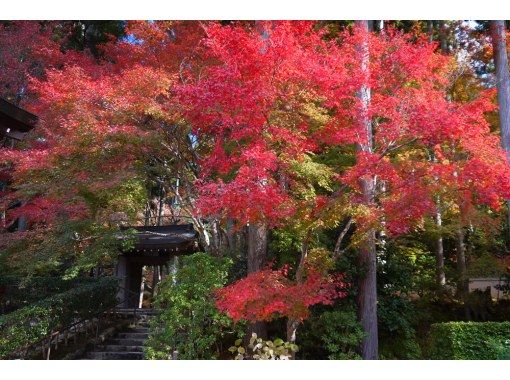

left=120, top=223, right=199, bottom=256
left=0, top=98, right=38, bottom=133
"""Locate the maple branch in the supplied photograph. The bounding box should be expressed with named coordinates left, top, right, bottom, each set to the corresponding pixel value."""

left=333, top=217, right=354, bottom=260
left=197, top=21, right=210, bottom=36
left=179, top=57, right=189, bottom=84
left=296, top=228, right=313, bottom=283
left=379, top=137, right=418, bottom=158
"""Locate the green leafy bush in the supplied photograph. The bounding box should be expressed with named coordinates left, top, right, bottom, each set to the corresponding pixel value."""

left=378, top=295, right=422, bottom=359
left=0, top=277, right=118, bottom=358
left=376, top=240, right=423, bottom=359
left=145, top=253, right=241, bottom=359
left=428, top=321, right=510, bottom=359
left=298, top=307, right=364, bottom=359
left=315, top=309, right=364, bottom=359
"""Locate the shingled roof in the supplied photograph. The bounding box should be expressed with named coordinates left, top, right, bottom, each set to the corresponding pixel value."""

left=121, top=224, right=199, bottom=255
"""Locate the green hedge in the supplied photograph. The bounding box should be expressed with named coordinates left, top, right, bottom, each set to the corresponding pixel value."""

left=0, top=277, right=118, bottom=358
left=428, top=321, right=510, bottom=359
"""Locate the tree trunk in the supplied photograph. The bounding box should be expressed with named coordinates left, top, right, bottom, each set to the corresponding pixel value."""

left=246, top=221, right=268, bottom=339
left=197, top=226, right=211, bottom=252
left=152, top=265, right=161, bottom=298
left=427, top=21, right=434, bottom=43
left=247, top=222, right=267, bottom=273
left=139, top=267, right=146, bottom=309
left=285, top=234, right=311, bottom=359
left=286, top=234, right=310, bottom=342
left=456, top=227, right=471, bottom=320
left=189, top=215, right=212, bottom=253
left=225, top=218, right=237, bottom=255
left=434, top=198, right=446, bottom=286
left=491, top=21, right=510, bottom=242
left=366, top=20, right=374, bottom=33
left=210, top=219, right=221, bottom=256
left=355, top=20, right=378, bottom=360
left=439, top=21, right=448, bottom=53
left=430, top=23, right=450, bottom=287
left=157, top=183, right=164, bottom=226
left=333, top=217, right=353, bottom=259
left=357, top=182, right=378, bottom=360
left=246, top=21, right=269, bottom=338
left=456, top=228, right=468, bottom=297
left=286, top=319, right=300, bottom=345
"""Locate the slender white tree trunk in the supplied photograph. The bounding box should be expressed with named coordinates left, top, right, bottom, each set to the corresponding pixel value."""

left=431, top=23, right=449, bottom=287
left=355, top=20, right=378, bottom=360
left=432, top=151, right=446, bottom=287
left=434, top=199, right=446, bottom=286
left=456, top=228, right=468, bottom=297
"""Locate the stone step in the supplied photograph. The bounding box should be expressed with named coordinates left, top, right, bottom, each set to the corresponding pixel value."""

left=127, top=327, right=150, bottom=332
left=115, top=308, right=159, bottom=316
left=100, top=345, right=144, bottom=352
left=108, top=338, right=146, bottom=346
left=87, top=351, right=144, bottom=360
left=83, top=317, right=152, bottom=360
left=116, top=332, right=149, bottom=339
left=125, top=326, right=146, bottom=331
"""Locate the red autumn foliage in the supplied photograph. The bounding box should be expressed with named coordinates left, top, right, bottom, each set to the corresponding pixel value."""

left=1, top=21, right=204, bottom=225
left=177, top=21, right=339, bottom=226
left=0, top=21, right=95, bottom=104
left=215, top=266, right=348, bottom=322
left=5, top=197, right=89, bottom=226
left=179, top=21, right=510, bottom=236
left=3, top=21, right=508, bottom=236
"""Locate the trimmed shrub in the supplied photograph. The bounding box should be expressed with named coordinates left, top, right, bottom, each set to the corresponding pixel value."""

left=428, top=321, right=510, bottom=359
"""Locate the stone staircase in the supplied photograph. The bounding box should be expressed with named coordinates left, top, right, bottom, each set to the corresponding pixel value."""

left=85, top=312, right=152, bottom=360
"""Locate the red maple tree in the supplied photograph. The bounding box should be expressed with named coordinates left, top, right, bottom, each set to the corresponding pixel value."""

left=215, top=266, right=347, bottom=322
